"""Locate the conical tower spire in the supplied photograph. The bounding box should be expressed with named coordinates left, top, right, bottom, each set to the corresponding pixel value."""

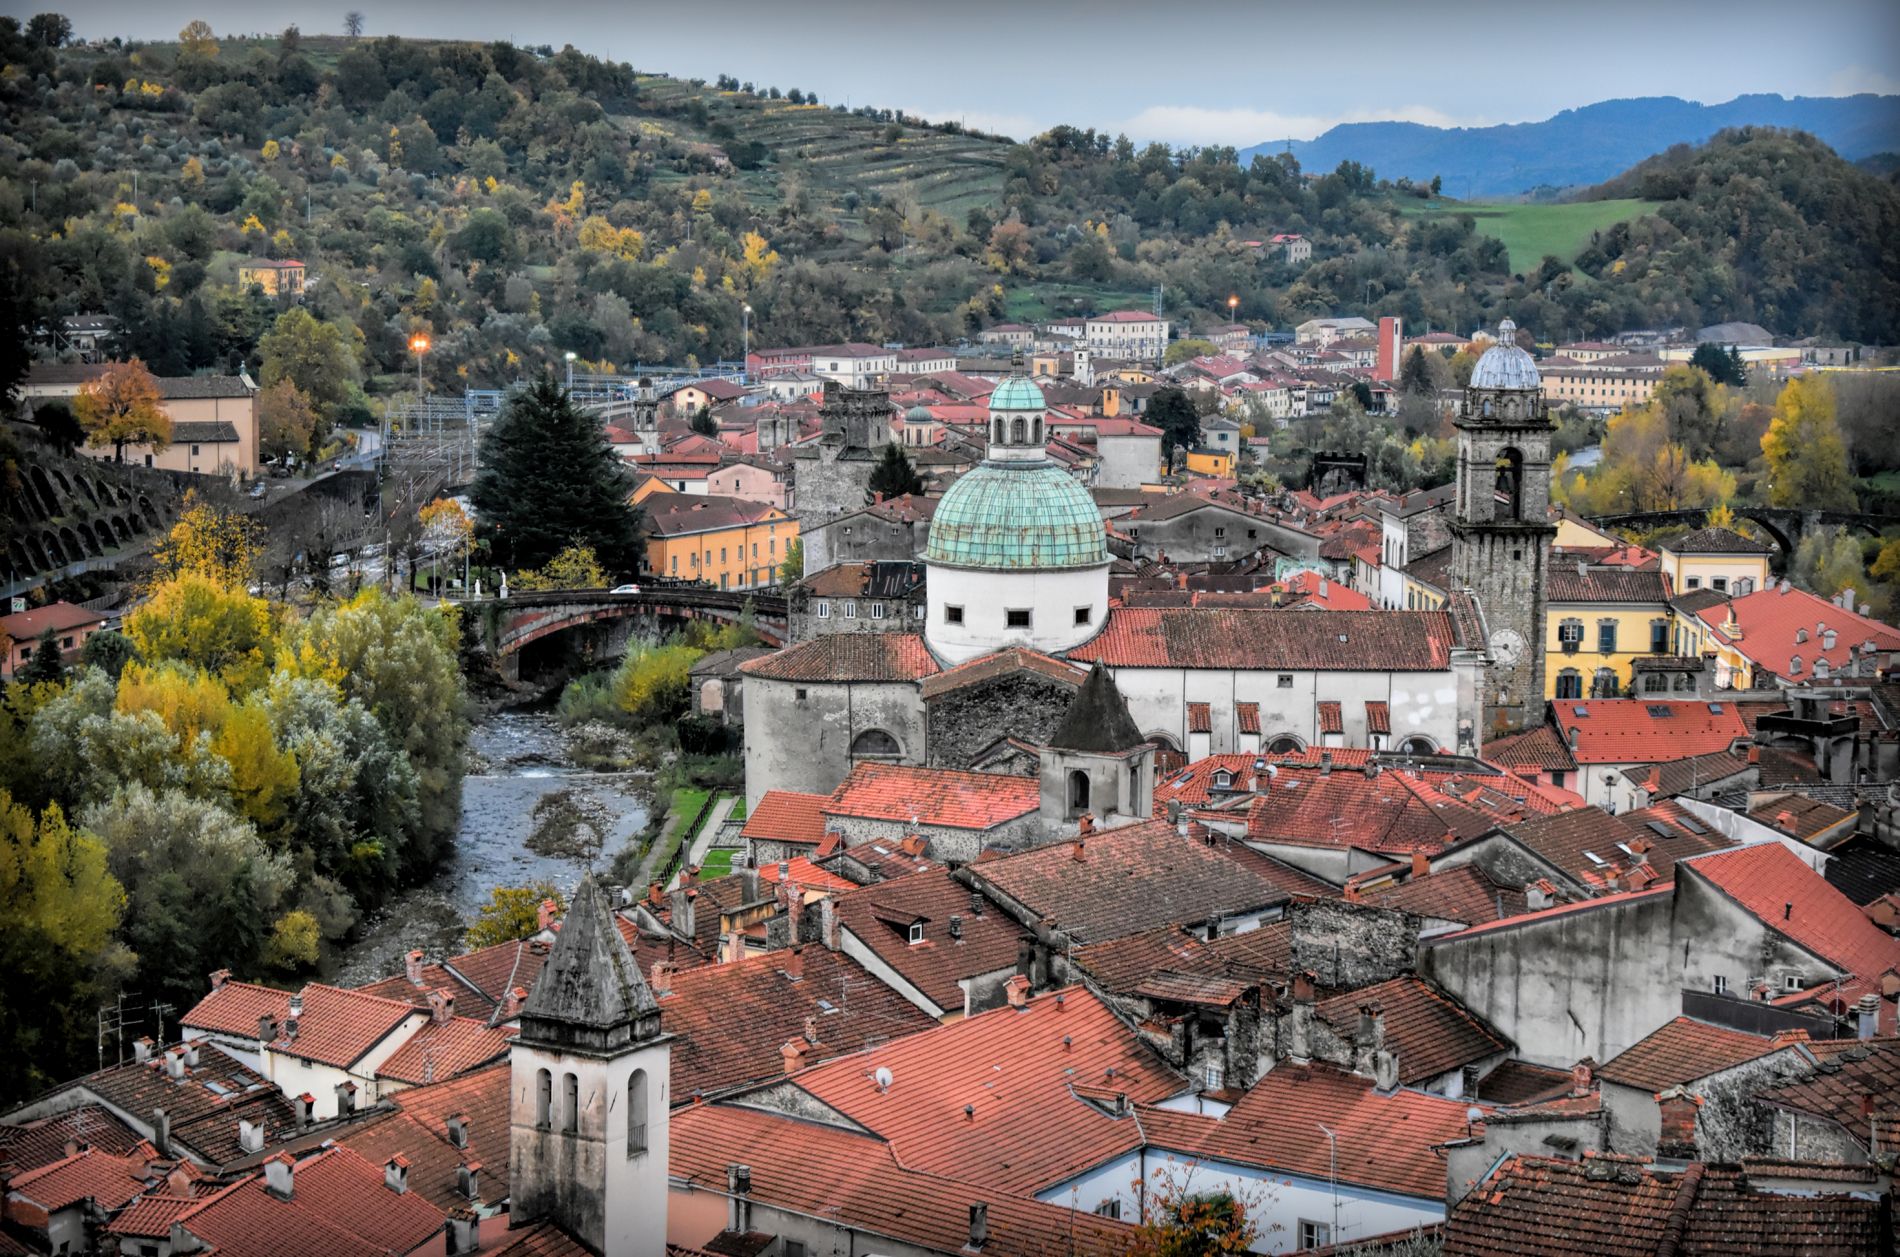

left=1049, top=662, right=1145, bottom=754
left=519, top=874, right=661, bottom=1053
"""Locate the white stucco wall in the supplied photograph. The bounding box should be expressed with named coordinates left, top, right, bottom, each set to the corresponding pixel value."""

left=1104, top=665, right=1461, bottom=755
left=925, top=563, right=1110, bottom=665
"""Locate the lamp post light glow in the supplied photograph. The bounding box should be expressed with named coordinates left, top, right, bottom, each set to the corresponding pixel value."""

left=741, top=304, right=752, bottom=384
left=409, top=333, right=430, bottom=400
left=564, top=350, right=578, bottom=392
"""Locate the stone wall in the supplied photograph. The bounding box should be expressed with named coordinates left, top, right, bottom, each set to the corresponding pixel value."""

left=926, top=672, right=1082, bottom=770
left=741, top=676, right=925, bottom=810
left=1123, top=507, right=1320, bottom=565
left=1286, top=899, right=1418, bottom=988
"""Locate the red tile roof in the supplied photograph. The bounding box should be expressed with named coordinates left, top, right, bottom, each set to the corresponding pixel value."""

left=1317, top=700, right=1343, bottom=735
left=670, top=1104, right=1132, bottom=1257
left=1428, top=885, right=1675, bottom=942
left=825, top=762, right=1039, bottom=831
left=1070, top=608, right=1457, bottom=670
left=739, top=633, right=940, bottom=682
left=739, top=791, right=831, bottom=847
left=1596, top=1017, right=1786, bottom=1092
left=1554, top=699, right=1748, bottom=764
left=1072, top=921, right=1292, bottom=995
left=1683, top=843, right=1900, bottom=981
left=917, top=646, right=1082, bottom=699
left=1695, top=586, right=1900, bottom=679
left=1442, top=1155, right=1886, bottom=1257
left=1316, top=976, right=1511, bottom=1085
left=104, top=1195, right=202, bottom=1238
left=182, top=980, right=291, bottom=1040
left=968, top=819, right=1332, bottom=944
left=1754, top=1040, right=1900, bottom=1158
left=832, top=869, right=1030, bottom=1012
left=1365, top=866, right=1528, bottom=927
left=35, top=1042, right=298, bottom=1166
left=0, top=600, right=106, bottom=642
left=269, top=985, right=421, bottom=1069
left=1236, top=702, right=1261, bottom=734
left=340, top=1063, right=508, bottom=1213
left=657, top=947, right=938, bottom=1100
left=1187, top=701, right=1212, bottom=734
left=1545, top=565, right=1672, bottom=603
left=1137, top=1061, right=1480, bottom=1199
left=4, top=1146, right=155, bottom=1213
left=1365, top=700, right=1390, bottom=736
left=1745, top=793, right=1856, bottom=842
left=753, top=854, right=856, bottom=894
left=182, top=1145, right=446, bottom=1257
left=1502, top=805, right=1734, bottom=889
left=0, top=1105, right=146, bottom=1174
left=1482, top=724, right=1577, bottom=773
left=790, top=986, right=1182, bottom=1195
left=1239, top=766, right=1532, bottom=855
left=374, top=1016, right=511, bottom=1085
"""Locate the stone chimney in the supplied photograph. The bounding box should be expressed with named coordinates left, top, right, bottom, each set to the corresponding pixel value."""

left=968, top=1202, right=989, bottom=1250
left=257, top=1013, right=277, bottom=1043
left=445, top=1208, right=480, bottom=1255
left=780, top=1038, right=810, bottom=1074
left=163, top=1047, right=187, bottom=1080
left=208, top=968, right=231, bottom=990
left=427, top=988, right=455, bottom=1025
left=335, top=1080, right=357, bottom=1116
left=649, top=960, right=677, bottom=997
left=264, top=1152, right=295, bottom=1200
left=1655, top=1086, right=1702, bottom=1158
left=537, top=898, right=559, bottom=932
left=1372, top=1048, right=1400, bottom=1094
left=152, top=1107, right=171, bottom=1158
left=498, top=985, right=527, bottom=1021
left=804, top=1014, right=819, bottom=1045
left=722, top=929, right=747, bottom=964
left=669, top=886, right=696, bottom=941
left=405, top=950, right=425, bottom=986
left=783, top=945, right=804, bottom=982
left=182, top=1043, right=199, bottom=1068
left=1005, top=974, right=1031, bottom=1010
left=1527, top=879, right=1556, bottom=911
left=1288, top=972, right=1316, bottom=1065
left=1570, top=1057, right=1596, bottom=1097
left=1353, top=1003, right=1387, bottom=1076
left=384, top=1154, right=409, bottom=1194
left=1410, top=852, right=1430, bottom=878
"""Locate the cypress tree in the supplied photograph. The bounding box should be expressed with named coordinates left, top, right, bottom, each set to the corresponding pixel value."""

left=868, top=442, right=924, bottom=500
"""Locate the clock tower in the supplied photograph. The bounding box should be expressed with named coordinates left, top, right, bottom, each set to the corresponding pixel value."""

left=1449, top=319, right=1554, bottom=738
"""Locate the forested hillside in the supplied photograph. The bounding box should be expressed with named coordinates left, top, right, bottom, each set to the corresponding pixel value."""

left=2, top=17, right=1896, bottom=416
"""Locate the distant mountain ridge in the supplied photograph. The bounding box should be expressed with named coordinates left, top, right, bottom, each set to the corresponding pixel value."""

left=1238, top=94, right=1900, bottom=198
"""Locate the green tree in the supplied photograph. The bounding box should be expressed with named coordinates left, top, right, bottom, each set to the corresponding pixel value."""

left=688, top=406, right=717, bottom=437
left=257, top=379, right=323, bottom=463
left=258, top=307, right=358, bottom=423
left=1791, top=528, right=1872, bottom=607
left=471, top=373, right=642, bottom=574
left=1163, top=338, right=1219, bottom=367
left=778, top=537, right=804, bottom=586
left=32, top=400, right=83, bottom=455
left=17, top=629, right=65, bottom=686
left=868, top=442, right=924, bottom=499
left=467, top=882, right=565, bottom=948
left=24, top=13, right=73, bottom=46
left=512, top=543, right=609, bottom=591
left=1689, top=342, right=1746, bottom=387
left=1398, top=345, right=1436, bottom=395
left=1761, top=377, right=1856, bottom=510
left=79, top=630, right=138, bottom=680
left=1147, top=387, right=1203, bottom=467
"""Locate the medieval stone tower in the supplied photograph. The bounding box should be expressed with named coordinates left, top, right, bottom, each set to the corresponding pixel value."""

left=792, top=380, right=894, bottom=524
left=509, top=875, right=671, bottom=1256
left=1449, top=319, right=1554, bottom=737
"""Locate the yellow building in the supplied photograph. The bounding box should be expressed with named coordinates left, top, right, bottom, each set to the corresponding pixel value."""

left=640, top=491, right=797, bottom=591
left=236, top=258, right=306, bottom=296
left=1544, top=566, right=1675, bottom=698
left=1183, top=448, right=1235, bottom=478
left=1659, top=526, right=1773, bottom=597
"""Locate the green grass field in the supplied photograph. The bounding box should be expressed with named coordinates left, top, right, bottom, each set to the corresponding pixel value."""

left=1403, top=198, right=1659, bottom=273
left=698, top=848, right=735, bottom=878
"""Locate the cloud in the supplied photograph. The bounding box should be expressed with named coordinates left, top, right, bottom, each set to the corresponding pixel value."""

left=1114, top=104, right=1500, bottom=148
left=1826, top=65, right=1900, bottom=96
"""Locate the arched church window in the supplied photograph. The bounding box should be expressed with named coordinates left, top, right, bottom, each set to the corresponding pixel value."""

left=562, top=1072, right=579, bottom=1134
left=627, top=1069, right=649, bottom=1155
left=1010, top=417, right=1026, bottom=443
left=851, top=728, right=901, bottom=758
left=1481, top=398, right=1495, bottom=419
left=1267, top=735, right=1304, bottom=754
left=1069, top=770, right=1090, bottom=812
left=535, top=1069, right=552, bottom=1129
left=1504, top=398, right=1520, bottom=420
left=1033, top=418, right=1043, bottom=444
left=994, top=418, right=1005, bottom=443
left=1398, top=736, right=1438, bottom=755
left=1494, top=448, right=1524, bottom=521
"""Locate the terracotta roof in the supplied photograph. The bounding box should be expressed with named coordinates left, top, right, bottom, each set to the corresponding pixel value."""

left=269, top=985, right=420, bottom=1070
left=1619, top=749, right=1754, bottom=800
left=181, top=979, right=291, bottom=1040
left=659, top=947, right=937, bottom=1099
left=104, top=1195, right=202, bottom=1237
left=1754, top=1040, right=1900, bottom=1157
left=1545, top=566, right=1672, bottom=603
left=832, top=869, right=1029, bottom=1012
left=0, top=1104, right=146, bottom=1174
left=739, top=790, right=831, bottom=848
left=440, top=937, right=550, bottom=1011
left=1663, top=526, right=1774, bottom=555
left=825, top=762, right=1039, bottom=832
left=1240, top=766, right=1533, bottom=855
left=1555, top=699, right=1748, bottom=764
left=1137, top=1061, right=1480, bottom=1199
left=1693, top=585, right=1900, bottom=678
left=1072, top=921, right=1292, bottom=995
left=1745, top=793, right=1856, bottom=841
left=1365, top=700, right=1390, bottom=735
left=1366, top=866, right=1528, bottom=927
left=1597, top=1017, right=1786, bottom=1092
left=1682, top=843, right=1900, bottom=980
left=1502, top=805, right=1733, bottom=890
left=754, top=854, right=856, bottom=894
left=35, top=1041, right=298, bottom=1166
left=641, top=492, right=787, bottom=537
left=670, top=1104, right=1132, bottom=1257
left=339, top=1063, right=508, bottom=1213
left=1070, top=608, right=1455, bottom=671
left=374, top=1016, right=511, bottom=1085
left=1472, top=1059, right=1572, bottom=1106
left=182, top=1145, right=446, bottom=1257
left=790, top=986, right=1182, bottom=1195
left=1442, top=1155, right=1886, bottom=1256
left=487, top=1222, right=598, bottom=1257
left=739, top=634, right=940, bottom=683
left=968, top=819, right=1331, bottom=944
left=0, top=600, right=107, bottom=641
left=4, top=1145, right=154, bottom=1213
left=1315, top=976, right=1510, bottom=1085
left=1317, top=700, right=1343, bottom=735
left=1236, top=702, right=1261, bottom=734
left=917, top=646, right=1081, bottom=700
left=1186, top=701, right=1212, bottom=734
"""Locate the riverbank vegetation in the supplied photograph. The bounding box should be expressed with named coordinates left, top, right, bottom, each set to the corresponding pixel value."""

left=0, top=496, right=466, bottom=1101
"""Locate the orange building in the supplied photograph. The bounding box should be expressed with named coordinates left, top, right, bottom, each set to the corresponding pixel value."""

left=640, top=492, right=798, bottom=590
left=236, top=259, right=306, bottom=296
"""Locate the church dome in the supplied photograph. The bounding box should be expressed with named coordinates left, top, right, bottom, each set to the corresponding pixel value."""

left=1469, top=319, right=1541, bottom=391
left=926, top=461, right=1106, bottom=571
left=988, top=375, right=1046, bottom=412
left=904, top=403, right=934, bottom=422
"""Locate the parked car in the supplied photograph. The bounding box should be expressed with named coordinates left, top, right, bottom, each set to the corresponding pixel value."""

left=611, top=584, right=642, bottom=595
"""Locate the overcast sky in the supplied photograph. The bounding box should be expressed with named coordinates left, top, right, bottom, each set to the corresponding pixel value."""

left=16, top=0, right=1900, bottom=146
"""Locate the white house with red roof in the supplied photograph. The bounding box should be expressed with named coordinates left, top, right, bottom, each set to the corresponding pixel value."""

left=1084, top=310, right=1170, bottom=362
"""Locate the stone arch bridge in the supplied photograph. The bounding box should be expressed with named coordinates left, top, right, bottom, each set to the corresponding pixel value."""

left=1587, top=507, right=1894, bottom=558
left=461, top=586, right=786, bottom=680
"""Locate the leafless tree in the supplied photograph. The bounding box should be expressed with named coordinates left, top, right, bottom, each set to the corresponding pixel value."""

left=344, top=10, right=364, bottom=39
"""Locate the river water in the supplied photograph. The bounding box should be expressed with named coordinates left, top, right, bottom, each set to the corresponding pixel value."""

left=332, top=708, right=650, bottom=986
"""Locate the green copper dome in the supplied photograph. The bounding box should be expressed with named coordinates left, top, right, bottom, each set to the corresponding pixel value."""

left=926, top=461, right=1107, bottom=571
left=988, top=376, right=1046, bottom=412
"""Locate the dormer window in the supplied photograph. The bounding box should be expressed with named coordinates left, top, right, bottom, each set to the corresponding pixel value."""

left=907, top=922, right=924, bottom=945
left=1212, top=771, right=1234, bottom=789
left=1788, top=655, right=1803, bottom=675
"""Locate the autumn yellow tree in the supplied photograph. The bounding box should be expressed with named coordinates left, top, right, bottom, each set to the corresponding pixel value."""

left=544, top=180, right=585, bottom=243
left=116, top=660, right=231, bottom=745
left=257, top=380, right=320, bottom=464
left=1761, top=376, right=1857, bottom=509
left=151, top=491, right=264, bottom=588
left=125, top=576, right=279, bottom=690
left=466, top=882, right=565, bottom=947
left=736, top=230, right=780, bottom=287
left=74, top=358, right=169, bottom=463
left=212, top=697, right=300, bottom=831
left=178, top=18, right=219, bottom=57
left=419, top=498, right=474, bottom=591
left=577, top=215, right=645, bottom=262
left=512, top=543, right=608, bottom=591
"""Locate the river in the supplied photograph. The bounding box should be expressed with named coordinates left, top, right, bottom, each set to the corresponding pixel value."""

left=332, top=706, right=650, bottom=986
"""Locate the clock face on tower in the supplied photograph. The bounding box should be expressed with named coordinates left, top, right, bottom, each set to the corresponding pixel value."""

left=1488, top=627, right=1526, bottom=666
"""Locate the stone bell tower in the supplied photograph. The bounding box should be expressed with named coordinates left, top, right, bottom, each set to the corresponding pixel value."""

left=509, top=875, right=671, bottom=1256
left=1449, top=319, right=1555, bottom=738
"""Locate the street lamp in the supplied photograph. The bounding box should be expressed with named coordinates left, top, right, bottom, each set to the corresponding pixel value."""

left=1228, top=295, right=1239, bottom=326
left=564, top=350, right=578, bottom=392
left=741, top=304, right=752, bottom=384
left=408, top=334, right=430, bottom=401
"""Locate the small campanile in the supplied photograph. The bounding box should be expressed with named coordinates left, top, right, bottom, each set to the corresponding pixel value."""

left=509, top=874, right=671, bottom=1257
left=1450, top=318, right=1555, bottom=738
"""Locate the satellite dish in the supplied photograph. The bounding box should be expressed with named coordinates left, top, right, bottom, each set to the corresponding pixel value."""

left=874, top=1066, right=894, bottom=1091
left=1465, top=1106, right=1484, bottom=1127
